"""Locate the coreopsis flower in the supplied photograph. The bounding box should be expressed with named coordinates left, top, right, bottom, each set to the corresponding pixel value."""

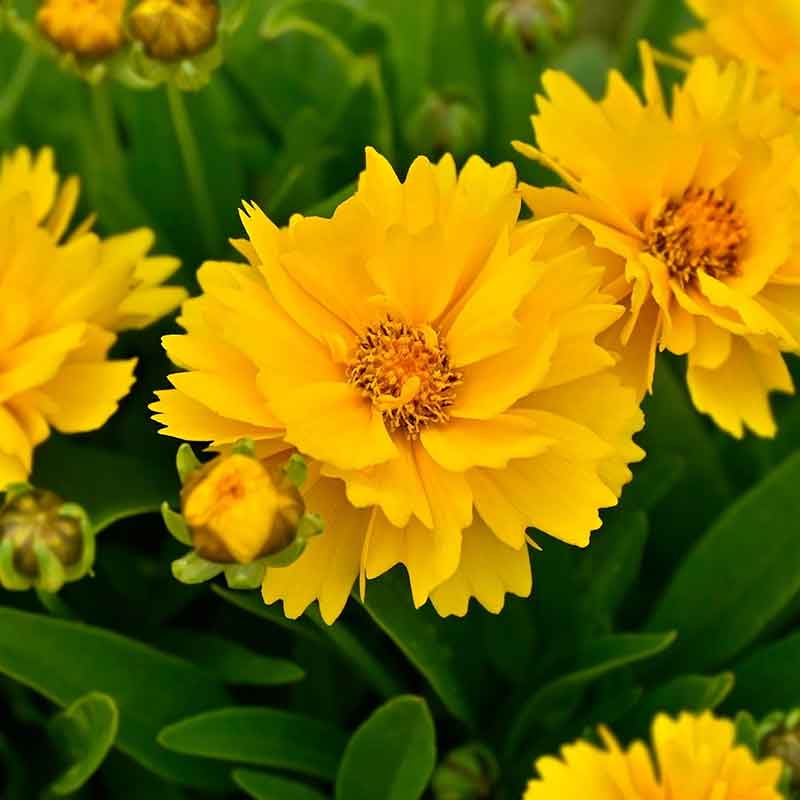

left=0, top=147, right=186, bottom=486
left=36, top=0, right=126, bottom=59
left=153, top=148, right=643, bottom=623
left=677, top=0, right=800, bottom=111
left=514, top=45, right=800, bottom=437
left=524, top=712, right=782, bottom=800
left=0, top=485, right=93, bottom=593
left=129, top=0, right=220, bottom=62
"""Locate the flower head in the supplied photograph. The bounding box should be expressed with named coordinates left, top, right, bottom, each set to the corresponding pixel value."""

left=0, top=147, right=186, bottom=487
left=181, top=451, right=303, bottom=564
left=0, top=485, right=93, bottom=593
left=152, top=148, right=644, bottom=623
left=514, top=45, right=800, bottom=437
left=524, top=712, right=783, bottom=800
left=129, top=0, right=220, bottom=62
left=677, top=0, right=800, bottom=111
left=36, top=0, right=126, bottom=59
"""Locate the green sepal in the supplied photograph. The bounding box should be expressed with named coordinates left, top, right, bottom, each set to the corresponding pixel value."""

left=283, top=454, right=308, bottom=489
left=33, top=540, right=67, bottom=594
left=261, top=538, right=307, bottom=568
left=432, top=742, right=499, bottom=800
left=2, top=481, right=33, bottom=504
left=176, top=444, right=202, bottom=485
left=297, top=512, right=324, bottom=540
left=0, top=536, right=30, bottom=591
left=232, top=437, right=256, bottom=458
left=171, top=552, right=224, bottom=585
left=224, top=562, right=266, bottom=590
left=161, top=502, right=193, bottom=546
left=735, top=711, right=761, bottom=757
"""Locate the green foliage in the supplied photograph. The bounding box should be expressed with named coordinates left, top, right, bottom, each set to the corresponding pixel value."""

left=335, top=696, right=436, bottom=800
left=2, top=1, right=800, bottom=798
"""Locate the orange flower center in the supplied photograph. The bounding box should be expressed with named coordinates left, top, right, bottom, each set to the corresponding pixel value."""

left=346, top=316, right=462, bottom=438
left=646, top=187, right=748, bottom=288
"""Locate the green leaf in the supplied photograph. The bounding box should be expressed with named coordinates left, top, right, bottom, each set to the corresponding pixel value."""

left=213, top=587, right=402, bottom=697
left=31, top=437, right=173, bottom=535
left=619, top=453, right=685, bottom=512
left=48, top=692, right=119, bottom=795
left=153, top=630, right=305, bottom=687
left=361, top=571, right=479, bottom=728
left=618, top=0, right=696, bottom=72
left=504, top=632, right=676, bottom=757
left=618, top=673, right=735, bottom=739
left=0, top=608, right=231, bottom=789
left=726, top=632, right=800, bottom=716
left=234, top=769, right=326, bottom=800
left=159, top=707, right=348, bottom=780
left=646, top=452, right=800, bottom=677
left=335, top=696, right=436, bottom=800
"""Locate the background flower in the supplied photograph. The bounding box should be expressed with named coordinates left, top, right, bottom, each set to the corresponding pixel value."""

left=0, top=147, right=185, bottom=485
left=515, top=45, right=800, bottom=437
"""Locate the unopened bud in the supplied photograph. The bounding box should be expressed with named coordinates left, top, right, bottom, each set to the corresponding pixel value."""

left=761, top=710, right=800, bottom=789
left=181, top=452, right=303, bottom=564
left=129, top=0, right=220, bottom=62
left=406, top=91, right=485, bottom=162
left=486, top=0, right=573, bottom=54
left=0, top=486, right=93, bottom=593
left=432, top=743, right=498, bottom=800
left=36, top=0, right=126, bottom=59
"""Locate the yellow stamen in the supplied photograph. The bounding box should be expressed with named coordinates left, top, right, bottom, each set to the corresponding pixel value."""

left=346, top=315, right=462, bottom=438
left=646, top=187, right=748, bottom=288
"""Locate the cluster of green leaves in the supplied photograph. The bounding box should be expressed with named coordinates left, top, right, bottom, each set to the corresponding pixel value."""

left=2, top=0, right=800, bottom=798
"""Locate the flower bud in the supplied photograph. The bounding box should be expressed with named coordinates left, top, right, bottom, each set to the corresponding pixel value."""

left=761, top=710, right=800, bottom=789
left=432, top=743, right=498, bottom=800
left=36, top=0, right=126, bottom=59
left=0, top=486, right=93, bottom=593
left=180, top=452, right=303, bottom=564
left=485, top=0, right=573, bottom=54
left=129, top=0, right=220, bottom=62
left=405, top=91, right=485, bottom=162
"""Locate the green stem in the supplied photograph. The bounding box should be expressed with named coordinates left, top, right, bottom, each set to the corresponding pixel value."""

left=0, top=48, right=38, bottom=122
left=166, top=83, right=220, bottom=254
left=90, top=82, right=125, bottom=177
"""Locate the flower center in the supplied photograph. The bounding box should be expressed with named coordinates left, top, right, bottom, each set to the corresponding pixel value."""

left=346, top=316, right=462, bottom=438
left=646, top=187, right=748, bottom=287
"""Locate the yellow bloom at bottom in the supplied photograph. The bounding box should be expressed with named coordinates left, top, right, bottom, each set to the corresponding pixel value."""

left=525, top=712, right=782, bottom=800
left=37, top=0, right=126, bottom=59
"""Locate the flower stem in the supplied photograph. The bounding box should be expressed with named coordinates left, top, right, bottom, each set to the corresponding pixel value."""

left=166, top=83, right=220, bottom=254
left=0, top=48, right=38, bottom=122
left=90, top=81, right=125, bottom=177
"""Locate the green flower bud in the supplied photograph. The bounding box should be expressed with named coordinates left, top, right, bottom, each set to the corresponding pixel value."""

left=405, top=90, right=485, bottom=162
left=486, top=0, right=573, bottom=54
left=432, top=743, right=498, bottom=800
left=760, top=710, right=800, bottom=791
left=0, top=486, right=93, bottom=593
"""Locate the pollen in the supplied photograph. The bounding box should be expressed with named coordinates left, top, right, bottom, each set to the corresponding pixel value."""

left=36, top=0, right=126, bottom=59
left=346, top=316, right=462, bottom=438
left=646, top=187, right=748, bottom=288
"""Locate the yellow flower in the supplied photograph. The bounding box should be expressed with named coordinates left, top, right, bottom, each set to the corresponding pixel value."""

left=181, top=452, right=303, bottom=564
left=677, top=0, right=800, bottom=111
left=0, top=147, right=186, bottom=486
left=36, top=0, right=126, bottom=59
left=152, top=148, right=644, bottom=623
left=129, top=0, right=220, bottom=62
left=524, top=712, right=783, bottom=800
left=514, top=45, right=800, bottom=437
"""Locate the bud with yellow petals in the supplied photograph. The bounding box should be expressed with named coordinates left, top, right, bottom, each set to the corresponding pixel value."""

left=0, top=485, right=94, bottom=594
left=129, top=0, right=220, bottom=62
left=36, top=0, right=126, bottom=59
left=162, top=440, right=324, bottom=590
